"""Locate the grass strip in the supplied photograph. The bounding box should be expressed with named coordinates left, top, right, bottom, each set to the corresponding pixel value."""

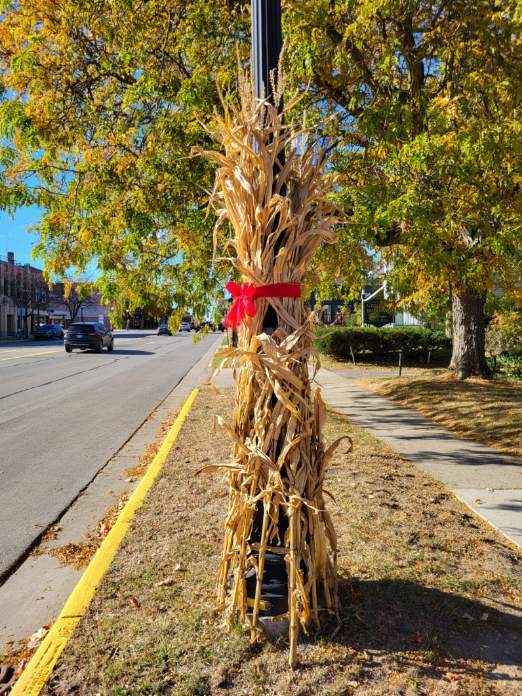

left=358, top=373, right=522, bottom=458
left=44, top=387, right=521, bottom=695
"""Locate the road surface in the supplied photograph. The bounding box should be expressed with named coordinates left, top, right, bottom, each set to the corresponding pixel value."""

left=0, top=330, right=218, bottom=579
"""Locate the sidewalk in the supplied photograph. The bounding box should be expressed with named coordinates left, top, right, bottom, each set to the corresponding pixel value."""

left=317, top=368, right=522, bottom=548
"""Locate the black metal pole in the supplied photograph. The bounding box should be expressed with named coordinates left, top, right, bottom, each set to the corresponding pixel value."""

left=252, top=0, right=284, bottom=333
left=252, top=0, right=283, bottom=104
left=246, top=0, right=288, bottom=619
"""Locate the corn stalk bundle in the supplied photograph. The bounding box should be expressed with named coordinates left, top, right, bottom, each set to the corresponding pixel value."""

left=197, top=76, right=344, bottom=667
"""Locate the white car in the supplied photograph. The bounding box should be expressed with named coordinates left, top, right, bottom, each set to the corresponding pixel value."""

left=180, top=321, right=191, bottom=332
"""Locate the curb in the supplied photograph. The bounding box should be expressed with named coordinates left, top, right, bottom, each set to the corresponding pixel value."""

left=11, top=388, right=200, bottom=696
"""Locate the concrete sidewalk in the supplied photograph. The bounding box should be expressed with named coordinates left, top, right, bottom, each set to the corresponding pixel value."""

left=317, top=368, right=522, bottom=548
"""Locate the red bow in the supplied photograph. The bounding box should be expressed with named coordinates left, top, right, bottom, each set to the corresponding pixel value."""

left=224, top=281, right=301, bottom=329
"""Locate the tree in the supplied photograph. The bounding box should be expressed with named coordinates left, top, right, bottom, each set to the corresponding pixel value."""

left=285, top=0, right=522, bottom=378
left=1, top=2, right=520, bottom=378
left=0, top=0, right=247, bottom=310
left=32, top=278, right=50, bottom=326
left=58, top=281, right=95, bottom=322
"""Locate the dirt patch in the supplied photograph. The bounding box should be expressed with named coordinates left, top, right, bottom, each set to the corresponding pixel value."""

left=359, top=373, right=522, bottom=458
left=43, top=387, right=521, bottom=695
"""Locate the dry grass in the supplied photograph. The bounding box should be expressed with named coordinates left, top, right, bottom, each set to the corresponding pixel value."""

left=44, top=387, right=521, bottom=696
left=358, top=373, right=522, bottom=458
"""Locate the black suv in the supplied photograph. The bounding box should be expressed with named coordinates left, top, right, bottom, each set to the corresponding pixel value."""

left=65, top=323, right=114, bottom=353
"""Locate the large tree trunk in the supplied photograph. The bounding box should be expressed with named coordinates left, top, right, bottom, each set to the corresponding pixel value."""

left=449, top=286, right=489, bottom=379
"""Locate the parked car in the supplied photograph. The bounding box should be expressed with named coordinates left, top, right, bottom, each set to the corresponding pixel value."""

left=65, top=323, right=113, bottom=353
left=34, top=324, right=64, bottom=340
left=157, top=323, right=172, bottom=336
left=180, top=321, right=192, bottom=332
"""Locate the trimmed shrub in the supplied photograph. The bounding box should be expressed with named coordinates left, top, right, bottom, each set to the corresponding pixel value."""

left=314, top=326, right=451, bottom=361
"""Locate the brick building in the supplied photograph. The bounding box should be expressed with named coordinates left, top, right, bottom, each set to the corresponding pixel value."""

left=0, top=252, right=48, bottom=338
left=0, top=252, right=111, bottom=338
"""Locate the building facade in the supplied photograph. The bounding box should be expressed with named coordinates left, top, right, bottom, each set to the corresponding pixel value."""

left=0, top=252, right=47, bottom=338
left=47, top=283, right=111, bottom=327
left=0, top=251, right=111, bottom=338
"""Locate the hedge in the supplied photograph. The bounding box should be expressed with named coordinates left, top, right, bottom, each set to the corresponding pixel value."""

left=314, top=326, right=451, bottom=360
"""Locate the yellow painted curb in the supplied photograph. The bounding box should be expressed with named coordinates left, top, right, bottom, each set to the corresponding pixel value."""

left=11, top=388, right=199, bottom=696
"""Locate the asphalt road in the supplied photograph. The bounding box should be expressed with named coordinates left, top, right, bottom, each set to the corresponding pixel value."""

left=0, top=329, right=218, bottom=579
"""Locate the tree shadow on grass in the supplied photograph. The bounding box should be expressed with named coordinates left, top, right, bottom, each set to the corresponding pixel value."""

left=306, top=576, right=522, bottom=683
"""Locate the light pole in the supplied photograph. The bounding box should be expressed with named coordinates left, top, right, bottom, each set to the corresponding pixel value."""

left=251, top=0, right=282, bottom=104
left=247, top=0, right=287, bottom=619
left=253, top=0, right=284, bottom=333
left=361, top=283, right=386, bottom=327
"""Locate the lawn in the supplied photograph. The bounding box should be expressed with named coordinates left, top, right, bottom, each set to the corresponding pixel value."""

left=43, top=388, right=521, bottom=695
left=358, top=373, right=522, bottom=458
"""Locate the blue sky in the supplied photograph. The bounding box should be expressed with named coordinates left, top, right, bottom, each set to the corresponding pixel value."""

left=0, top=205, right=99, bottom=278
left=0, top=205, right=43, bottom=268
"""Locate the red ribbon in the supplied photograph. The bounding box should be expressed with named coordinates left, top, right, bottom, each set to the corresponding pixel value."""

left=223, top=280, right=301, bottom=329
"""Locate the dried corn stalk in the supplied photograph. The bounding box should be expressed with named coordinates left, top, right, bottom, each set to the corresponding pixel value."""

left=197, top=75, right=343, bottom=667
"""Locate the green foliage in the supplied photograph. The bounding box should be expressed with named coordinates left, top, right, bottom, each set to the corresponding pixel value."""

left=286, top=0, right=522, bottom=313
left=0, top=0, right=520, bottom=336
left=490, top=355, right=522, bottom=379
left=486, top=311, right=522, bottom=356
left=0, top=0, right=248, bottom=308
left=315, top=326, right=451, bottom=361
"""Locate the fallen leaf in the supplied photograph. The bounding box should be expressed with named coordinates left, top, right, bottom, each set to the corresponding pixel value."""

left=155, top=577, right=174, bottom=587
left=445, top=672, right=460, bottom=682
left=27, top=626, right=49, bottom=650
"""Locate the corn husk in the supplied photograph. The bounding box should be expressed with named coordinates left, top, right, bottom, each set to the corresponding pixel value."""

left=197, top=74, right=344, bottom=667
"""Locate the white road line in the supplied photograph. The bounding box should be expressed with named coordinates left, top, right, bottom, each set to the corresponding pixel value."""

left=0, top=349, right=62, bottom=362
left=0, top=345, right=54, bottom=353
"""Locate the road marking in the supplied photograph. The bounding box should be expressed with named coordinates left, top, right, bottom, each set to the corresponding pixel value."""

left=10, top=387, right=200, bottom=696
left=0, top=344, right=61, bottom=353
left=0, top=349, right=62, bottom=361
